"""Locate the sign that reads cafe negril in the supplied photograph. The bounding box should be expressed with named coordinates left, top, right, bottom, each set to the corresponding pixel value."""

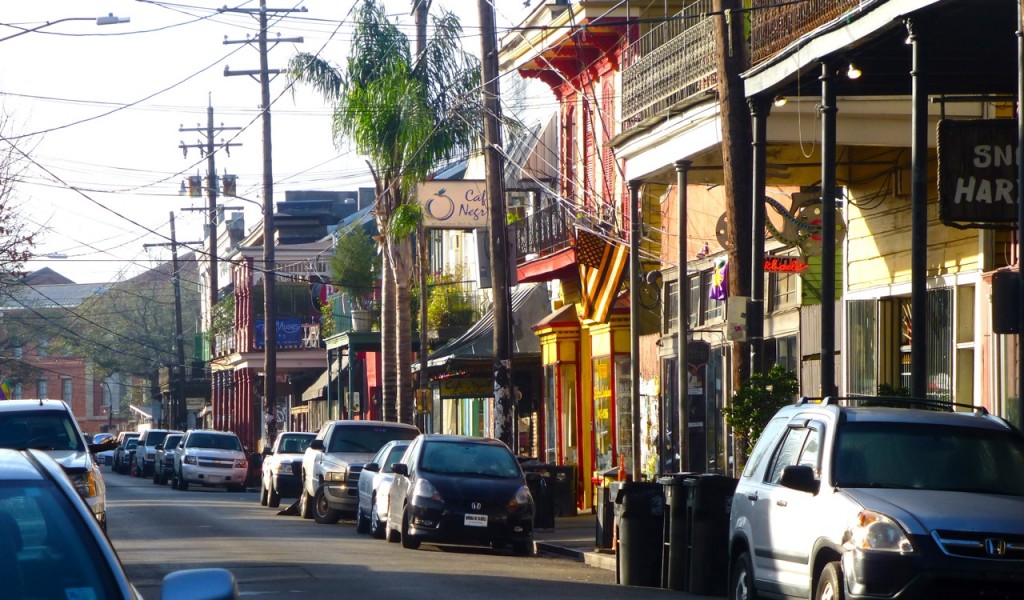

left=937, top=119, right=1019, bottom=228
left=416, top=180, right=488, bottom=229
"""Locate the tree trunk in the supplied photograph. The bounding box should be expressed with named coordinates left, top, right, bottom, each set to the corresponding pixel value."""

left=379, top=218, right=398, bottom=423
left=393, top=235, right=415, bottom=426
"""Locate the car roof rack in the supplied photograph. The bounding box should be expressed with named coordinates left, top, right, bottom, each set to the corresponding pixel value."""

left=797, top=395, right=987, bottom=414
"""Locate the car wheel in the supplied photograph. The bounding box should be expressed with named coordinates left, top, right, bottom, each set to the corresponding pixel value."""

left=731, top=551, right=758, bottom=600
left=267, top=482, right=281, bottom=508
left=401, top=509, right=421, bottom=549
left=177, top=471, right=189, bottom=491
left=170, top=471, right=178, bottom=489
left=816, top=561, right=844, bottom=600
left=385, top=513, right=400, bottom=543
left=314, top=487, right=342, bottom=524
left=370, top=497, right=385, bottom=539
left=355, top=506, right=370, bottom=534
left=299, top=489, right=314, bottom=519
left=512, top=539, right=533, bottom=557
left=259, top=481, right=269, bottom=506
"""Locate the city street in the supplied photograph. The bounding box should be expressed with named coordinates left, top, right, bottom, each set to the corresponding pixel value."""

left=103, top=469, right=670, bottom=599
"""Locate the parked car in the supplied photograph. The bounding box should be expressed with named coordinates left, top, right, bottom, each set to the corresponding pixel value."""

left=728, top=396, right=1024, bottom=600
left=112, top=432, right=140, bottom=474
left=153, top=432, right=183, bottom=485
left=116, top=439, right=139, bottom=475
left=173, top=430, right=248, bottom=492
left=93, top=433, right=117, bottom=466
left=134, top=428, right=182, bottom=478
left=260, top=431, right=316, bottom=507
left=356, top=439, right=411, bottom=537
left=300, top=420, right=420, bottom=524
left=386, top=434, right=535, bottom=556
left=0, top=399, right=108, bottom=530
left=0, top=447, right=239, bottom=599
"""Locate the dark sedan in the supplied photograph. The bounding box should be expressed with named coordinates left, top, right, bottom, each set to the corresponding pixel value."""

left=386, top=434, right=534, bottom=555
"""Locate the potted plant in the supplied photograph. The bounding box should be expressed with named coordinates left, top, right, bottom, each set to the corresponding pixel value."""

left=331, top=226, right=379, bottom=332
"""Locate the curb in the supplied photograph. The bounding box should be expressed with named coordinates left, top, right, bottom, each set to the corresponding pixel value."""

left=536, top=542, right=616, bottom=572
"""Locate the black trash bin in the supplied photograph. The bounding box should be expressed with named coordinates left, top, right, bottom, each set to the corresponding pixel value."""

left=614, top=481, right=665, bottom=588
left=596, top=480, right=621, bottom=549
left=659, top=473, right=697, bottom=590
left=548, top=464, right=578, bottom=516
left=523, top=468, right=555, bottom=529
left=683, top=475, right=738, bottom=596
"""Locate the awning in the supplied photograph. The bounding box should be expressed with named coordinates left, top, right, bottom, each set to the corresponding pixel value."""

left=301, top=357, right=345, bottom=401
left=418, top=283, right=550, bottom=372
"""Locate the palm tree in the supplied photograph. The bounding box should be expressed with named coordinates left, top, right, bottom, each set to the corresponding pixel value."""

left=289, top=0, right=480, bottom=424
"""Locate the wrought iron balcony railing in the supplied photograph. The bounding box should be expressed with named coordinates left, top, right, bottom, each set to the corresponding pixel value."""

left=621, top=1, right=717, bottom=129
left=749, top=0, right=866, bottom=65
left=513, top=202, right=572, bottom=264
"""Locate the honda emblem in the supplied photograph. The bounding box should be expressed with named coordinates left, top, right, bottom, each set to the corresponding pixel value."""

left=985, top=538, right=1007, bottom=557
left=471, top=502, right=482, bottom=510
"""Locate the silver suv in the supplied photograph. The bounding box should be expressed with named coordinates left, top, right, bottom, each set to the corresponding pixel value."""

left=728, top=396, right=1024, bottom=600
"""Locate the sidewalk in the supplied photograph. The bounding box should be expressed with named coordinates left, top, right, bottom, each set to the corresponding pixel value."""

left=533, top=513, right=616, bottom=571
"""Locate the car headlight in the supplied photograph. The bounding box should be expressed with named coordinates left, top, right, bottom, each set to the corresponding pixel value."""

left=184, top=455, right=197, bottom=465
left=508, top=485, right=533, bottom=510
left=70, top=471, right=98, bottom=499
left=413, top=478, right=443, bottom=502
left=233, top=458, right=247, bottom=468
left=846, top=510, right=914, bottom=553
left=324, top=469, right=348, bottom=482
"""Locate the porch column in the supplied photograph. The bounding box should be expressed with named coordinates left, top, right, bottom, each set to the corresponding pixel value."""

left=908, top=19, right=929, bottom=399
left=674, top=160, right=692, bottom=473
left=820, top=60, right=838, bottom=397
left=749, top=96, right=771, bottom=376
left=1018, top=1, right=1024, bottom=411
left=628, top=179, right=643, bottom=478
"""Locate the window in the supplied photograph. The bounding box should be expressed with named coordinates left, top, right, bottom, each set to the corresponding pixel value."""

left=688, top=274, right=700, bottom=328
left=768, top=265, right=797, bottom=311
left=593, top=357, right=613, bottom=472
left=37, top=339, right=48, bottom=358
left=701, top=270, right=724, bottom=323
left=37, top=379, right=47, bottom=399
left=765, top=335, right=798, bottom=374
left=62, top=379, right=72, bottom=403
left=766, top=425, right=822, bottom=484
left=664, top=279, right=679, bottom=333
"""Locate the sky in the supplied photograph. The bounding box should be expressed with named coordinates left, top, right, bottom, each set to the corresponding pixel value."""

left=1, top=1, right=537, bottom=285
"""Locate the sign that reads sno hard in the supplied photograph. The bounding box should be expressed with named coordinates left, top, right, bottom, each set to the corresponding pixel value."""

left=937, top=119, right=1019, bottom=228
left=416, top=180, right=488, bottom=229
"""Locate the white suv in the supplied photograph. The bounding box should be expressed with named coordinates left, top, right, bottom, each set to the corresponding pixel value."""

left=728, top=396, right=1024, bottom=600
left=0, top=399, right=108, bottom=529
left=172, top=429, right=248, bottom=492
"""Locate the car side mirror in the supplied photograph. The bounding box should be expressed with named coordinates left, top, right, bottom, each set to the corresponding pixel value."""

left=262, top=447, right=273, bottom=456
left=363, top=462, right=380, bottom=473
left=780, top=464, right=819, bottom=494
left=162, top=568, right=239, bottom=600
left=392, top=463, right=408, bottom=476
left=155, top=444, right=164, bottom=451
left=309, top=439, right=325, bottom=451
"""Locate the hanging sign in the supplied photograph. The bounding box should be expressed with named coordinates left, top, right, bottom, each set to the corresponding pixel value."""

left=416, top=181, right=489, bottom=229
left=937, top=119, right=1019, bottom=228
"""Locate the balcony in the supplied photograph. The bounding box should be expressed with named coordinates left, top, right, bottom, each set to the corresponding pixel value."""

left=514, top=202, right=572, bottom=264
left=749, top=0, right=865, bottom=66
left=620, top=1, right=717, bottom=130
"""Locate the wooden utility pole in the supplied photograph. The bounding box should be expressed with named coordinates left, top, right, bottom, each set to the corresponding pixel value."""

left=478, top=0, right=515, bottom=448
left=144, top=214, right=202, bottom=430
left=713, top=0, right=754, bottom=405
left=414, top=0, right=431, bottom=433
left=222, top=1, right=304, bottom=450
left=178, top=95, right=241, bottom=317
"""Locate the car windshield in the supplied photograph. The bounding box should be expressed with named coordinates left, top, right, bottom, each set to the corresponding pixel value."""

left=420, top=441, right=521, bottom=478
left=278, top=434, right=314, bottom=454
left=834, top=421, right=1024, bottom=495
left=144, top=431, right=171, bottom=447
left=162, top=436, right=182, bottom=450
left=0, top=481, right=121, bottom=597
left=188, top=433, right=242, bottom=451
left=125, top=440, right=138, bottom=450
left=327, top=426, right=418, bottom=453
left=0, top=412, right=83, bottom=451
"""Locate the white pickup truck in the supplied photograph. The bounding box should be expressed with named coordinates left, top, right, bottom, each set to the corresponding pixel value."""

left=300, top=420, right=419, bottom=524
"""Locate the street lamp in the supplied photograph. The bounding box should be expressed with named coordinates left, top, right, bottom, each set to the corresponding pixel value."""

left=0, top=13, right=130, bottom=44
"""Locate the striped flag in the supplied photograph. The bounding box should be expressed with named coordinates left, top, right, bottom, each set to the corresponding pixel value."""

left=576, top=229, right=628, bottom=323
left=0, top=377, right=11, bottom=400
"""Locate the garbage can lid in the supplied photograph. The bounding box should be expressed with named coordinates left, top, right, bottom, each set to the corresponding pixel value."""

left=657, top=472, right=699, bottom=485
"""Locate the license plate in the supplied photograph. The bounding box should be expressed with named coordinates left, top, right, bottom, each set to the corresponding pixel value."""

left=464, top=514, right=487, bottom=528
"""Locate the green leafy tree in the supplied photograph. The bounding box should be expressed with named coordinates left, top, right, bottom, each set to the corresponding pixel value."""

left=722, top=364, right=799, bottom=460
left=289, top=0, right=481, bottom=424
left=331, top=226, right=379, bottom=310
left=0, top=114, right=39, bottom=292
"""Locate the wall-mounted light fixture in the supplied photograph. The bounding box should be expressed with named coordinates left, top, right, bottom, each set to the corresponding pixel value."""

left=773, top=95, right=788, bottom=107
left=847, top=63, right=862, bottom=80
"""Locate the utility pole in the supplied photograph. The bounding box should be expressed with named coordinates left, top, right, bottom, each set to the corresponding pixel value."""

left=414, top=0, right=431, bottom=433
left=478, top=0, right=515, bottom=449
left=178, top=95, right=241, bottom=317
left=222, top=1, right=304, bottom=450
left=144, top=214, right=202, bottom=431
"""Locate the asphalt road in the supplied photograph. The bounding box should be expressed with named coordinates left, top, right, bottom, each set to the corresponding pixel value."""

left=103, top=467, right=674, bottom=599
